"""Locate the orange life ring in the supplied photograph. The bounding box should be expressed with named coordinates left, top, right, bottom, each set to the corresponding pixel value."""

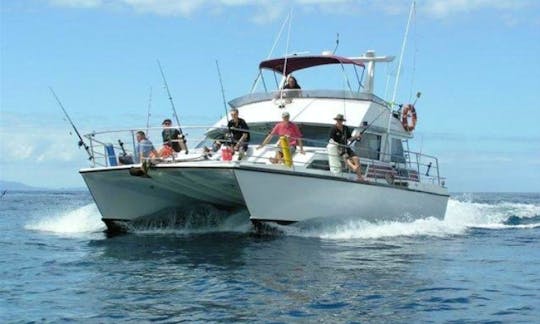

left=401, top=104, right=417, bottom=132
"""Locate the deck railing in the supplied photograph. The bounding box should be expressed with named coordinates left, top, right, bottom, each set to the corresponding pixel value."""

left=228, top=90, right=389, bottom=108
left=83, top=125, right=444, bottom=187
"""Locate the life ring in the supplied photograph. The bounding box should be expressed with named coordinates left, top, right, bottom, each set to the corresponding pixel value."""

left=401, top=104, right=417, bottom=132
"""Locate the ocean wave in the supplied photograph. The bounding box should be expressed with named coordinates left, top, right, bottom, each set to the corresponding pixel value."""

left=277, top=198, right=540, bottom=240
left=25, top=203, right=105, bottom=235
left=24, top=196, right=539, bottom=239
left=128, top=206, right=252, bottom=234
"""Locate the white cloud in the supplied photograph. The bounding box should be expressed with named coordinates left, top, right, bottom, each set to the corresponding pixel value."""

left=0, top=128, right=79, bottom=163
left=46, top=0, right=537, bottom=22
left=120, top=0, right=207, bottom=16
left=49, top=0, right=103, bottom=8
left=420, top=0, right=533, bottom=18
left=0, top=113, right=83, bottom=164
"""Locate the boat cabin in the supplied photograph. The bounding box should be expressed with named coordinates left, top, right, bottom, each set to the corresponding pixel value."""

left=203, top=51, right=411, bottom=165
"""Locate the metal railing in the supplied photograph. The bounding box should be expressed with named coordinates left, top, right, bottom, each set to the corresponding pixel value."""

left=228, top=90, right=389, bottom=108
left=83, top=125, right=444, bottom=187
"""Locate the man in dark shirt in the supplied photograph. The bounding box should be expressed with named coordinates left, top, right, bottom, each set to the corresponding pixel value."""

left=329, top=114, right=363, bottom=181
left=161, top=118, right=187, bottom=154
left=227, top=108, right=250, bottom=152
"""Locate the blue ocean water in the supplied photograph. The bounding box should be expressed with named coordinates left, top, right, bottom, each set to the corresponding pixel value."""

left=1, top=191, right=539, bottom=322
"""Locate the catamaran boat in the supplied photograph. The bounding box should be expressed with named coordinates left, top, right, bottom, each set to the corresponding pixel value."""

left=80, top=50, right=449, bottom=232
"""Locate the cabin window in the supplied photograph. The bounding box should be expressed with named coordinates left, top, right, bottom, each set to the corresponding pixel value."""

left=354, top=133, right=381, bottom=160
left=391, top=138, right=406, bottom=163
left=299, top=125, right=332, bottom=147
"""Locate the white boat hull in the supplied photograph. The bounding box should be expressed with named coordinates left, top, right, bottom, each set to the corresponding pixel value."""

left=81, top=163, right=448, bottom=231
left=234, top=168, right=449, bottom=223
left=80, top=164, right=245, bottom=229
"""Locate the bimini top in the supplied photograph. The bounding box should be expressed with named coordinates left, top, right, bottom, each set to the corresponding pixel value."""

left=259, top=55, right=365, bottom=75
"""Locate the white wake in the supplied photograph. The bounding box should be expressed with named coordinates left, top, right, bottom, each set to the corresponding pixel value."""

left=25, top=203, right=105, bottom=235
left=279, top=198, right=540, bottom=240
left=25, top=197, right=539, bottom=239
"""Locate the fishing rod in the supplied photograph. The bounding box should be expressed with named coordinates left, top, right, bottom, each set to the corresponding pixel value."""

left=146, top=86, right=152, bottom=135
left=332, top=33, right=340, bottom=55
left=357, top=108, right=387, bottom=136
left=49, top=87, right=93, bottom=160
left=157, top=60, right=183, bottom=133
left=215, top=60, right=230, bottom=126
left=157, top=60, right=188, bottom=153
left=412, top=91, right=421, bottom=105
left=215, top=60, right=234, bottom=145
left=117, top=139, right=134, bottom=164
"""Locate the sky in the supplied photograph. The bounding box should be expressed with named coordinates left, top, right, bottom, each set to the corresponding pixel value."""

left=1, top=0, right=539, bottom=192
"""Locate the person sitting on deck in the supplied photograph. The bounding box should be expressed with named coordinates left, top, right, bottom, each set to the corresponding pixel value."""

left=257, top=111, right=304, bottom=164
left=161, top=118, right=188, bottom=154
left=135, top=131, right=158, bottom=163
left=329, top=114, right=364, bottom=181
left=227, top=108, right=250, bottom=155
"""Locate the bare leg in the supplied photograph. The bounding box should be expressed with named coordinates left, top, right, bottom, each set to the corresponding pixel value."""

left=270, top=151, right=282, bottom=164
left=345, top=156, right=363, bottom=181
left=352, top=156, right=363, bottom=180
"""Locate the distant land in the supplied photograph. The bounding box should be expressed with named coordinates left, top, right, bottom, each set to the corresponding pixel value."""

left=0, top=180, right=86, bottom=191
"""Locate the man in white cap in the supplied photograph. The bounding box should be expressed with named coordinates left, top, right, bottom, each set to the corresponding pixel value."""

left=329, top=113, right=363, bottom=181
left=257, top=111, right=304, bottom=163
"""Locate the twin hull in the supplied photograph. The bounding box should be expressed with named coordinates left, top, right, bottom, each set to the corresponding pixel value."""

left=81, top=164, right=449, bottom=230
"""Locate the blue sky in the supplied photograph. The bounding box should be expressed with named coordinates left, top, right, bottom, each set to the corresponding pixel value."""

left=1, top=0, right=539, bottom=192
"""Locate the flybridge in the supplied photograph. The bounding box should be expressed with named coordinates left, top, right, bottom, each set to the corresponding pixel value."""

left=257, top=51, right=394, bottom=95
left=259, top=55, right=365, bottom=75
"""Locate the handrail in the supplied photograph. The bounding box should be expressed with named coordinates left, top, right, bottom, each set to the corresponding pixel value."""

left=228, top=89, right=389, bottom=108
left=82, top=125, right=444, bottom=187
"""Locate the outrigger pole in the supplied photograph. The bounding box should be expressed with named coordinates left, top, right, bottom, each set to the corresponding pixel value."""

left=49, top=87, right=93, bottom=161
left=156, top=60, right=188, bottom=153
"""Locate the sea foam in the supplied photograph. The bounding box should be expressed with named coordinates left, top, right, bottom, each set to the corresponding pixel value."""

left=25, top=203, right=105, bottom=234
left=280, top=198, right=540, bottom=240
left=25, top=197, right=540, bottom=239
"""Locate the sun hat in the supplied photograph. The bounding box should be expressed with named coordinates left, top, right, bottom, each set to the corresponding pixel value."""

left=334, top=114, right=346, bottom=121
